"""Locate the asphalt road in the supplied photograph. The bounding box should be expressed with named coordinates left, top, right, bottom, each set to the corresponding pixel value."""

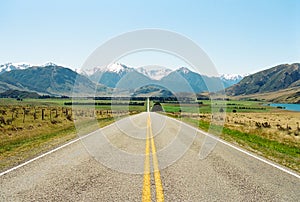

left=1, top=112, right=299, bottom=201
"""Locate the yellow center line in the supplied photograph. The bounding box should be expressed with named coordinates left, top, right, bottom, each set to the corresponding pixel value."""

left=142, top=115, right=151, bottom=202
left=149, top=116, right=165, bottom=202
left=142, top=113, right=165, bottom=202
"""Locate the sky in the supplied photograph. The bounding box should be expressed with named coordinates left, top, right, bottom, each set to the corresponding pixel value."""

left=0, top=0, right=299, bottom=75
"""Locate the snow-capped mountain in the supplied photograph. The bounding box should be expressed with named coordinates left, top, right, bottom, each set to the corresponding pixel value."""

left=104, top=63, right=134, bottom=73
left=220, top=74, right=244, bottom=81
left=0, top=62, right=64, bottom=75
left=0, top=62, right=32, bottom=74
left=160, top=66, right=208, bottom=92
left=80, top=63, right=134, bottom=76
left=41, top=62, right=59, bottom=67
left=88, top=63, right=150, bottom=88
left=86, top=64, right=244, bottom=91
left=220, top=74, right=245, bottom=87
left=77, top=67, right=100, bottom=76
left=136, top=66, right=172, bottom=80
left=177, top=67, right=191, bottom=74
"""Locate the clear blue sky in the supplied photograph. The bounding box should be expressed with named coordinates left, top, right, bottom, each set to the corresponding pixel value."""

left=0, top=0, right=299, bottom=75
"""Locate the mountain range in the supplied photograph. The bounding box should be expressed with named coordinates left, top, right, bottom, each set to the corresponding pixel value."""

left=0, top=62, right=58, bottom=74
left=0, top=62, right=244, bottom=96
left=83, top=63, right=242, bottom=92
left=0, top=62, right=298, bottom=102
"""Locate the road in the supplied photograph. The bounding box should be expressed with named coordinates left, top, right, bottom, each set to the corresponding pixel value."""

left=1, top=112, right=299, bottom=201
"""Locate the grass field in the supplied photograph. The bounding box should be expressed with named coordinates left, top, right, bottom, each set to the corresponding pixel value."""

left=162, top=100, right=270, bottom=113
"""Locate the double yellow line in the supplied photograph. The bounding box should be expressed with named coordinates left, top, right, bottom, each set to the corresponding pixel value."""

left=142, top=113, right=164, bottom=202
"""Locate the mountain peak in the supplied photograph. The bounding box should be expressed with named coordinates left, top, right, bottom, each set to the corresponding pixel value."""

left=105, top=63, right=131, bottom=73
left=177, top=67, right=191, bottom=74
left=42, top=62, right=59, bottom=67
left=220, top=74, right=246, bottom=80
left=136, top=66, right=172, bottom=80
left=78, top=63, right=132, bottom=76
left=0, top=62, right=32, bottom=74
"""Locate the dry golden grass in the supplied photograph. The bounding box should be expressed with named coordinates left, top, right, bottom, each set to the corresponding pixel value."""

left=179, top=110, right=300, bottom=146
left=224, top=111, right=300, bottom=146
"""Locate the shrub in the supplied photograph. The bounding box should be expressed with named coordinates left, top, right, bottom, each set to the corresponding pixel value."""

left=219, top=107, right=224, bottom=113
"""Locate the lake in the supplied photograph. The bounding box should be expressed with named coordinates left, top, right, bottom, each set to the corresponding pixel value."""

left=267, top=103, right=300, bottom=112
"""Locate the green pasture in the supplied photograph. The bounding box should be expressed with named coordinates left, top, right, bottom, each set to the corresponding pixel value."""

left=162, top=100, right=272, bottom=113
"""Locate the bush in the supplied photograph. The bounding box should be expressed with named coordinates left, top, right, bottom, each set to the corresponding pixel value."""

left=219, top=107, right=224, bottom=113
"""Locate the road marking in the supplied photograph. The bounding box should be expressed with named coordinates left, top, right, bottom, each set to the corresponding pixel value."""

left=160, top=113, right=300, bottom=179
left=149, top=115, right=165, bottom=202
left=142, top=115, right=151, bottom=202
left=142, top=114, right=165, bottom=201
left=147, top=98, right=150, bottom=112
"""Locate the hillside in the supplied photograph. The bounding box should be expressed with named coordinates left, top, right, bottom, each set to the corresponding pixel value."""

left=226, top=63, right=300, bottom=96
left=0, top=89, right=40, bottom=99
left=231, top=87, right=300, bottom=103
left=132, top=84, right=175, bottom=97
